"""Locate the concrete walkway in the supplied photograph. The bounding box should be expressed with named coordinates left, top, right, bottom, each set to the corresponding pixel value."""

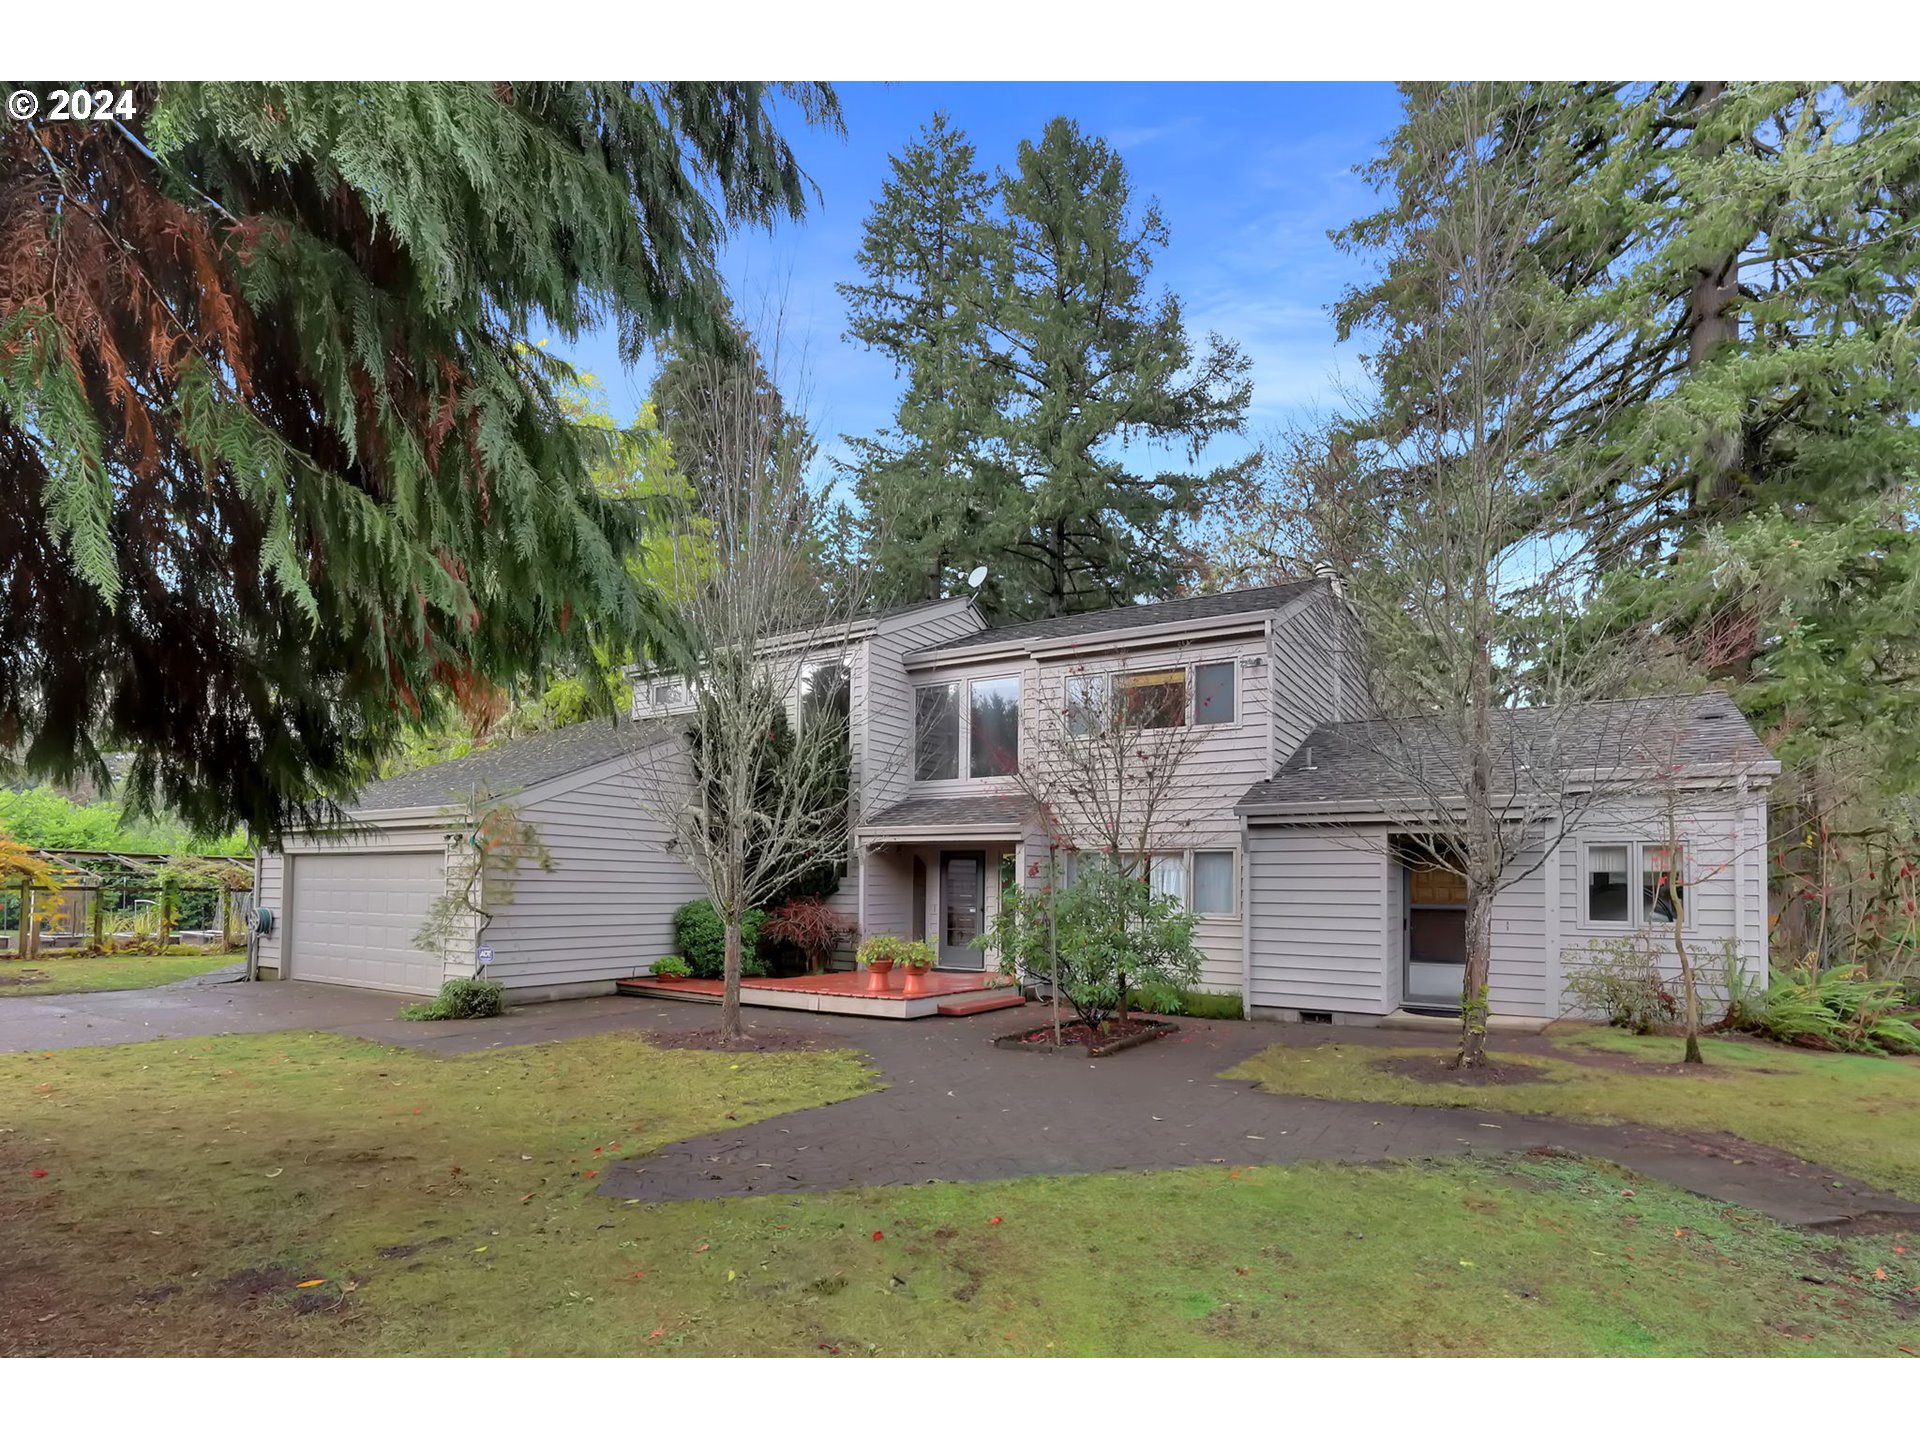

left=599, top=1007, right=1920, bottom=1231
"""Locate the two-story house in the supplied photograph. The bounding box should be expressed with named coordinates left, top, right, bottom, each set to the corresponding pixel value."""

left=253, top=579, right=1778, bottom=1024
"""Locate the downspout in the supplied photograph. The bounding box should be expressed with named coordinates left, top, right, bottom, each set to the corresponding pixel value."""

left=247, top=838, right=261, bottom=982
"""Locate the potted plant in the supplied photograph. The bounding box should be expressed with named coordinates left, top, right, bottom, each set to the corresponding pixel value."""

left=857, top=935, right=900, bottom=993
left=650, top=956, right=692, bottom=981
left=897, top=939, right=938, bottom=995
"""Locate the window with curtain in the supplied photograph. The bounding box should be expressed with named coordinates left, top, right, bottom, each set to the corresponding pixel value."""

left=1192, top=850, right=1235, bottom=914
left=1119, top=669, right=1187, bottom=728
left=1586, top=844, right=1630, bottom=923
left=1148, top=853, right=1187, bottom=907
left=914, top=683, right=959, bottom=781
left=1194, top=661, right=1236, bottom=725
left=969, top=677, right=1020, bottom=777
left=1063, top=672, right=1107, bottom=737
left=1644, top=845, right=1687, bottom=924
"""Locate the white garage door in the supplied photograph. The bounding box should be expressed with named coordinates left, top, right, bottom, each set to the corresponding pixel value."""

left=289, top=850, right=447, bottom=994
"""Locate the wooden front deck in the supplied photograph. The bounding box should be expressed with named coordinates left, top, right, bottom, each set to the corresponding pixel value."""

left=614, top=969, right=1026, bottom=1021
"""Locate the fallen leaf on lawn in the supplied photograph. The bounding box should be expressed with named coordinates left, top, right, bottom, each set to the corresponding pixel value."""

left=871, top=1231, right=884, bottom=1241
left=727, top=1270, right=736, bottom=1281
left=294, top=1279, right=327, bottom=1289
left=474, top=1246, right=488, bottom=1254
left=649, top=1327, right=666, bottom=1340
left=29, top=1169, right=48, bottom=1179
left=519, top=1193, right=534, bottom=1203
left=263, top=1168, right=283, bottom=1178
left=584, top=1170, right=598, bottom=1179
left=1459, top=1259, right=1475, bottom=1268
left=694, top=1242, right=710, bottom=1253
left=989, top=1217, right=1003, bottom=1226
left=1619, top=1189, right=1636, bottom=1198
left=1674, top=1228, right=1689, bottom=1238
left=1875, top=1267, right=1888, bottom=1280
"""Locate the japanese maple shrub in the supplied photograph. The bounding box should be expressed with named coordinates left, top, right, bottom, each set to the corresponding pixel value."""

left=986, top=856, right=1201, bottom=1032
left=761, top=897, right=859, bottom=975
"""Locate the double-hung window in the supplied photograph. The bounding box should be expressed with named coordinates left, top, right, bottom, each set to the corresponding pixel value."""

left=1081, top=660, right=1237, bottom=732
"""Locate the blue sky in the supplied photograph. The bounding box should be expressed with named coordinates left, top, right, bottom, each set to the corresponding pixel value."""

left=554, top=82, right=1406, bottom=485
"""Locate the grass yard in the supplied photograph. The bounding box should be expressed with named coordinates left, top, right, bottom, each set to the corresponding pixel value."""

left=1228, top=1028, right=1920, bottom=1202
left=0, top=950, right=244, bottom=997
left=4, top=1028, right=1915, bottom=1357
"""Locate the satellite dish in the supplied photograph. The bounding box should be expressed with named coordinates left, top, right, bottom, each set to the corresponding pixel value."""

left=965, top=565, right=989, bottom=591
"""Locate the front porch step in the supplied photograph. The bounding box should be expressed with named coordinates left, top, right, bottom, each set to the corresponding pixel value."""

left=936, top=992, right=1027, bottom=1017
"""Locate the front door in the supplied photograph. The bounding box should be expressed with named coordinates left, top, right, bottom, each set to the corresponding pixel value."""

left=938, top=850, right=987, bottom=969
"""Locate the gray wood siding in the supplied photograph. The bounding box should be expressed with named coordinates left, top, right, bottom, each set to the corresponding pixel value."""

left=256, top=850, right=284, bottom=972
left=1555, top=794, right=1764, bottom=1014
left=1246, top=827, right=1390, bottom=1013
left=1488, top=833, right=1551, bottom=1016
left=1268, top=591, right=1342, bottom=769
left=480, top=756, right=707, bottom=988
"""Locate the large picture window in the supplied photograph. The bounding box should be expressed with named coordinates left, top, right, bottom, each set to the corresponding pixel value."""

left=969, top=676, right=1020, bottom=778
left=802, top=659, right=850, bottom=738
left=914, top=683, right=959, bottom=781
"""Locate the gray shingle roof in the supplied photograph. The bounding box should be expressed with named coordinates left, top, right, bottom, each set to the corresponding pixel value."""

left=910, top=581, right=1317, bottom=658
left=352, top=717, right=678, bottom=813
left=1238, top=691, right=1778, bottom=815
left=861, top=793, right=1038, bottom=834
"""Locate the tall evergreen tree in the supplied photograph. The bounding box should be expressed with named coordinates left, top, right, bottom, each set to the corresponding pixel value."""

left=837, top=113, right=1005, bottom=603
left=842, top=114, right=1253, bottom=619
left=0, top=81, right=839, bottom=839
left=1339, top=82, right=1920, bottom=960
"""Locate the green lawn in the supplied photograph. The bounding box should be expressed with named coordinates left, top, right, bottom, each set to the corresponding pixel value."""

left=4, top=1029, right=1914, bottom=1356
left=0, top=950, right=244, bottom=997
left=1228, top=1027, right=1920, bottom=1202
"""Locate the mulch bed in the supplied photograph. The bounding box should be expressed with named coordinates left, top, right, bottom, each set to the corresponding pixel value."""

left=646, top=1026, right=822, bottom=1053
left=0, top=971, right=51, bottom=987
left=995, top=1015, right=1178, bottom=1057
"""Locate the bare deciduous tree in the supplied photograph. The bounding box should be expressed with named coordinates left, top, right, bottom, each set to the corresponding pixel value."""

left=628, top=329, right=871, bottom=1041
left=1312, top=83, right=1653, bottom=1067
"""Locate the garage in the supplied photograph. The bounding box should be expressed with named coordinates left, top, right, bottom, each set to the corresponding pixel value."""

left=288, top=850, right=447, bottom=994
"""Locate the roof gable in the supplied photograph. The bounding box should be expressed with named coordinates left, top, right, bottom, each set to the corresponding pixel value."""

left=351, top=717, right=677, bottom=813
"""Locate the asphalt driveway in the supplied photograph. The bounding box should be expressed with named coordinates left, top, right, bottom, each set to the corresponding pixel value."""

left=0, top=978, right=410, bottom=1053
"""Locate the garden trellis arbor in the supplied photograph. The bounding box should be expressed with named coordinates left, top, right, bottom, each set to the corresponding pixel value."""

left=1, top=850, right=255, bottom=958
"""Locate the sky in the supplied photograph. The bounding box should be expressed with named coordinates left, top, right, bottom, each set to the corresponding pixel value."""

left=553, top=82, right=1407, bottom=488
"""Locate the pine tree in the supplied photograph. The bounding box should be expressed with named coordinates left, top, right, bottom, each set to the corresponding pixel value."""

left=978, top=117, right=1254, bottom=618
left=841, top=114, right=1254, bottom=620
left=0, top=81, right=839, bottom=840
left=837, top=113, right=1006, bottom=603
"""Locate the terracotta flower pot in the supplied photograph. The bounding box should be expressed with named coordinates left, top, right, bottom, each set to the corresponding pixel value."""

left=901, top=966, right=931, bottom=995
left=865, top=959, right=896, bottom=994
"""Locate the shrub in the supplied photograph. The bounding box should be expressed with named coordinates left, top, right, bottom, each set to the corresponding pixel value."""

left=986, top=856, right=1202, bottom=1032
left=1726, top=961, right=1920, bottom=1056
left=1129, top=982, right=1244, bottom=1020
left=651, top=955, right=691, bottom=979
left=760, top=897, right=859, bottom=975
left=399, top=977, right=507, bottom=1022
left=672, top=899, right=768, bottom=980
left=1563, top=937, right=1679, bottom=1034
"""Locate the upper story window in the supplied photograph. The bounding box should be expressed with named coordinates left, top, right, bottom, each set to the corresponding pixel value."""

left=802, top=658, right=851, bottom=739
left=1065, top=659, right=1238, bottom=734
left=1194, top=660, right=1235, bottom=725
left=970, top=676, right=1020, bottom=778
left=632, top=674, right=695, bottom=719
left=1119, top=670, right=1186, bottom=729
left=914, top=683, right=960, bottom=781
